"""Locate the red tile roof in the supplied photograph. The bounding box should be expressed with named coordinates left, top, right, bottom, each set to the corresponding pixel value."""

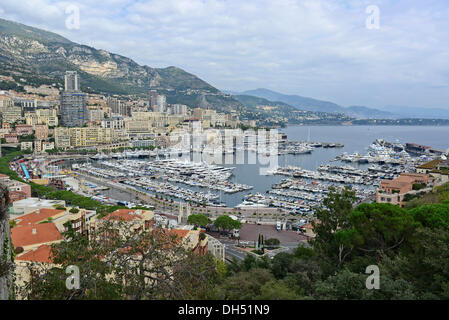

left=16, top=244, right=54, bottom=263
left=168, top=229, right=190, bottom=239
left=11, top=223, right=63, bottom=248
left=102, top=209, right=143, bottom=221
left=14, top=209, right=65, bottom=227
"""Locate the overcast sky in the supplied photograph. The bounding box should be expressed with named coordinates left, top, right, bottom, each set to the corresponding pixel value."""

left=1, top=0, right=449, bottom=109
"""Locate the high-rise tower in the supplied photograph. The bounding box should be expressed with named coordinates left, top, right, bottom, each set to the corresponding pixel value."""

left=60, top=71, right=87, bottom=127
left=64, top=71, right=80, bottom=92
left=149, top=90, right=158, bottom=112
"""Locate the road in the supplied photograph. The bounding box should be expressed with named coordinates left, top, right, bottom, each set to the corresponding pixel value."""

left=216, top=234, right=308, bottom=263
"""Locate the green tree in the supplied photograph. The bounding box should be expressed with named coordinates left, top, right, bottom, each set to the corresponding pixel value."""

left=218, top=268, right=274, bottom=300
left=257, top=280, right=302, bottom=300
left=409, top=203, right=449, bottom=230
left=313, top=268, right=417, bottom=300
left=310, top=187, right=357, bottom=270
left=270, top=252, right=294, bottom=279
left=383, top=227, right=449, bottom=299
left=19, top=220, right=220, bottom=300
left=265, top=238, right=280, bottom=247
left=213, top=215, right=241, bottom=233
left=187, top=214, right=209, bottom=228
left=283, top=257, right=323, bottom=297
left=349, top=203, right=418, bottom=259
left=18, top=229, right=121, bottom=300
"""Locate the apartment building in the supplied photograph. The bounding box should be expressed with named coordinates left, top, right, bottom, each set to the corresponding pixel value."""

left=34, top=124, right=49, bottom=140
left=0, top=174, right=31, bottom=203
left=10, top=198, right=66, bottom=216
left=15, top=124, right=33, bottom=136
left=171, top=104, right=189, bottom=115
left=1, top=106, right=22, bottom=124
left=42, top=141, right=55, bottom=152
left=11, top=222, right=63, bottom=259
left=34, top=140, right=42, bottom=153
left=4, top=133, right=18, bottom=143
left=124, top=118, right=152, bottom=134
left=60, top=72, right=87, bottom=127
left=89, top=209, right=155, bottom=241
left=376, top=173, right=432, bottom=207
left=156, top=95, right=167, bottom=113
left=166, top=115, right=187, bottom=126
left=33, top=140, right=54, bottom=153
left=51, top=208, right=96, bottom=237
left=107, top=96, right=129, bottom=116
left=193, top=108, right=204, bottom=119
left=416, top=159, right=449, bottom=183
left=12, top=208, right=66, bottom=228
left=149, top=90, right=158, bottom=111
left=25, top=108, right=58, bottom=127
left=101, top=117, right=124, bottom=130
left=0, top=128, right=10, bottom=139
left=11, top=207, right=93, bottom=249
left=20, top=141, right=33, bottom=151
left=54, top=127, right=114, bottom=149
left=11, top=216, right=63, bottom=291
left=54, top=127, right=71, bottom=149
left=69, top=127, right=114, bottom=148
left=0, top=94, right=13, bottom=112
left=89, top=208, right=208, bottom=255
left=88, top=108, right=105, bottom=122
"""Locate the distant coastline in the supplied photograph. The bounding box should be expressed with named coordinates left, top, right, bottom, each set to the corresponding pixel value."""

left=284, top=119, right=449, bottom=127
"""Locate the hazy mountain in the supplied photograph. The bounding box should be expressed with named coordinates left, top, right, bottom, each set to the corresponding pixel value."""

left=231, top=94, right=353, bottom=125
left=345, top=106, right=397, bottom=119
left=234, top=88, right=449, bottom=120
left=232, top=94, right=297, bottom=112
left=239, top=88, right=346, bottom=113
left=0, top=18, right=244, bottom=113
left=232, top=88, right=399, bottom=119
left=379, top=105, right=449, bottom=120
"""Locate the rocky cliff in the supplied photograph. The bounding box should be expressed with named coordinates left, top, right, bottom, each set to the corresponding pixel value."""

left=0, top=184, right=12, bottom=300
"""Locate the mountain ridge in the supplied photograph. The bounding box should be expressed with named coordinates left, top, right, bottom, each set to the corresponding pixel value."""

left=0, top=17, right=243, bottom=114
left=239, top=88, right=346, bottom=114
left=230, top=88, right=449, bottom=119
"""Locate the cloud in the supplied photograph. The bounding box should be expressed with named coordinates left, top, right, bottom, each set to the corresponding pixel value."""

left=0, top=0, right=449, bottom=108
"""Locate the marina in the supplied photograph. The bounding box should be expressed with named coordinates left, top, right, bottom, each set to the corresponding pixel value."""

left=72, top=158, right=254, bottom=206
left=67, top=137, right=438, bottom=215
left=10, top=126, right=448, bottom=216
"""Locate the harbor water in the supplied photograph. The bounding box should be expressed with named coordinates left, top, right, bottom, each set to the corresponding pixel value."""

left=86, top=126, right=449, bottom=208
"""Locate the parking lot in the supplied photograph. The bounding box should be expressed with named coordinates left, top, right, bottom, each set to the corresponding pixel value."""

left=238, top=223, right=307, bottom=246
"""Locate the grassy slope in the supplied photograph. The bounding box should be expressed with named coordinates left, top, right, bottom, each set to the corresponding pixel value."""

left=404, top=183, right=449, bottom=209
